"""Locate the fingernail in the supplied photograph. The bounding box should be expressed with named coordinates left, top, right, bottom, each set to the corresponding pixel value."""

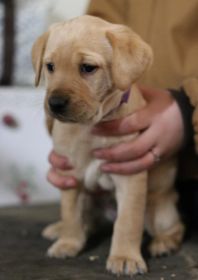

left=64, top=178, right=76, bottom=187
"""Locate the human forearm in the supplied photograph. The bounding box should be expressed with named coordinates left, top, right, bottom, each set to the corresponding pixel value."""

left=170, top=87, right=194, bottom=147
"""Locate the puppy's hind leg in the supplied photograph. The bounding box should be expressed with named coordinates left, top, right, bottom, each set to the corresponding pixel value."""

left=146, top=162, right=185, bottom=257
left=42, top=221, right=63, bottom=241
left=47, top=185, right=93, bottom=258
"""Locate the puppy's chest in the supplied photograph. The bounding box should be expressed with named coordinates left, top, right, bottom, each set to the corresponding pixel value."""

left=52, top=121, right=138, bottom=191
left=52, top=121, right=92, bottom=166
left=51, top=120, right=136, bottom=188
left=52, top=120, right=136, bottom=157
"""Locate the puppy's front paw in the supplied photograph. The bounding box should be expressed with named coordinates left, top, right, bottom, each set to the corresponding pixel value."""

left=47, top=238, right=85, bottom=258
left=106, top=255, right=147, bottom=276
left=42, top=221, right=63, bottom=240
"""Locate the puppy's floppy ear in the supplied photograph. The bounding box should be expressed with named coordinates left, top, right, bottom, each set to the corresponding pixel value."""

left=32, top=32, right=49, bottom=87
left=106, top=25, right=153, bottom=90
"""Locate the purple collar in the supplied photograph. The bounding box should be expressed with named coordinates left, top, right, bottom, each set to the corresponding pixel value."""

left=119, top=89, right=131, bottom=105
left=103, top=89, right=131, bottom=119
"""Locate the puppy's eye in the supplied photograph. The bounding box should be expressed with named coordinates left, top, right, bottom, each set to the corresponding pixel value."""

left=46, top=63, right=55, bottom=73
left=80, top=64, right=98, bottom=74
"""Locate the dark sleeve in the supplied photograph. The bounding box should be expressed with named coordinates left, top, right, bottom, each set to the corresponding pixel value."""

left=170, top=88, right=194, bottom=147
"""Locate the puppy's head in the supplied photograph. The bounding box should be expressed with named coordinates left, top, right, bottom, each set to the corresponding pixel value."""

left=32, top=15, right=152, bottom=124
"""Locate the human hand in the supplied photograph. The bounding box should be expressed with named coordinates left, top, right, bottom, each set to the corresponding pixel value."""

left=47, top=150, right=77, bottom=189
left=92, top=86, right=185, bottom=175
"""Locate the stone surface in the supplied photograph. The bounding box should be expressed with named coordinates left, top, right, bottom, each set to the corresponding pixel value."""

left=0, top=204, right=198, bottom=280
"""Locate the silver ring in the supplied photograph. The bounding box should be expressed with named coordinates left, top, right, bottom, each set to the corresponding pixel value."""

left=151, top=149, right=161, bottom=163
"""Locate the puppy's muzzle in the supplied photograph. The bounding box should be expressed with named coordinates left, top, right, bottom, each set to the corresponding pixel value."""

left=48, top=95, right=70, bottom=114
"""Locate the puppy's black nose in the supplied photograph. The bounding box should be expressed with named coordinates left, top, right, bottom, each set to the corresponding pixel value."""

left=48, top=96, right=70, bottom=113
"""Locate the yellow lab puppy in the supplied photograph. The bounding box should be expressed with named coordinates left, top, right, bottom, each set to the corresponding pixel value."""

left=32, top=15, right=184, bottom=276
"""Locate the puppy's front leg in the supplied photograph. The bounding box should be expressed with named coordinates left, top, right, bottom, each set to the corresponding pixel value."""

left=107, top=172, right=148, bottom=276
left=47, top=185, right=91, bottom=258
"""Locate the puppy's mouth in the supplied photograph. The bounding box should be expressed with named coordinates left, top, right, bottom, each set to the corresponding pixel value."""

left=50, top=111, right=98, bottom=124
left=46, top=104, right=97, bottom=124
left=45, top=95, right=100, bottom=124
left=49, top=111, right=78, bottom=123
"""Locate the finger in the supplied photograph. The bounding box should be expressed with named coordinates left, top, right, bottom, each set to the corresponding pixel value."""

left=47, top=168, right=77, bottom=189
left=138, top=85, right=156, bottom=101
left=100, top=152, right=155, bottom=175
left=93, top=128, right=156, bottom=162
left=92, top=108, right=151, bottom=136
left=48, top=150, right=73, bottom=170
left=138, top=85, right=161, bottom=102
left=138, top=85, right=170, bottom=102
